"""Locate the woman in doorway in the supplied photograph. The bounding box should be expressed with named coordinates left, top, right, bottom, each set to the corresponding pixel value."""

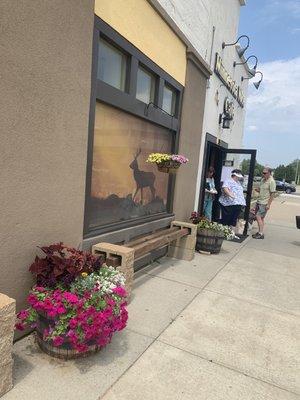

left=203, top=166, right=218, bottom=221
left=219, top=169, right=246, bottom=235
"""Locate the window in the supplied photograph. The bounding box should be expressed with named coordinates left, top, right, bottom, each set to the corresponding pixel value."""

left=89, top=102, right=172, bottom=229
left=162, top=85, right=177, bottom=116
left=97, top=38, right=127, bottom=91
left=136, top=66, right=155, bottom=104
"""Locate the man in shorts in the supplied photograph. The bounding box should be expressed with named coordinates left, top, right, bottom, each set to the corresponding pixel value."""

left=252, top=167, right=276, bottom=239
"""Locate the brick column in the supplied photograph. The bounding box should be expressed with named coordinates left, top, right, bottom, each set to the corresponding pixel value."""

left=0, top=293, right=16, bottom=396
left=92, top=243, right=135, bottom=298
left=168, top=221, right=197, bottom=261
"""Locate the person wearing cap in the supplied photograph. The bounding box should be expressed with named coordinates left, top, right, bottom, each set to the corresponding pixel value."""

left=252, top=166, right=276, bottom=239
left=219, top=169, right=246, bottom=235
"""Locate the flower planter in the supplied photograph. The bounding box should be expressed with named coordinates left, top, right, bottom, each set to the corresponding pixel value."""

left=15, top=244, right=128, bottom=360
left=36, top=312, right=102, bottom=360
left=157, top=160, right=181, bottom=173
left=196, top=228, right=224, bottom=254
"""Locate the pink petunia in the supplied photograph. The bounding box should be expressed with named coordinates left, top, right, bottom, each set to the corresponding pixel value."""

left=53, top=336, right=64, bottom=347
left=17, top=310, right=29, bottom=320
left=56, top=305, right=66, bottom=314
left=63, top=292, right=79, bottom=304
left=15, top=322, right=25, bottom=331
left=113, top=286, right=127, bottom=297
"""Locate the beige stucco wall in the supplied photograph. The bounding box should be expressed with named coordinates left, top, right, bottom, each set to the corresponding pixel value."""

left=173, top=59, right=207, bottom=220
left=94, top=0, right=186, bottom=85
left=0, top=0, right=94, bottom=319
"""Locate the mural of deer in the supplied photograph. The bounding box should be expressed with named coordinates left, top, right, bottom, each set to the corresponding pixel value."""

left=130, top=148, right=156, bottom=204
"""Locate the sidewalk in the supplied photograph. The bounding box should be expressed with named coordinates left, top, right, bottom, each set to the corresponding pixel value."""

left=3, top=196, right=300, bottom=400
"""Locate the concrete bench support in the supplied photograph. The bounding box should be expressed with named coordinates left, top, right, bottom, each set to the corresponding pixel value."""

left=168, top=221, right=197, bottom=261
left=0, top=293, right=16, bottom=397
left=92, top=243, right=134, bottom=298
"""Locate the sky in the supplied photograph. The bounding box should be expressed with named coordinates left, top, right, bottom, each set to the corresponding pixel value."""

left=239, top=0, right=300, bottom=167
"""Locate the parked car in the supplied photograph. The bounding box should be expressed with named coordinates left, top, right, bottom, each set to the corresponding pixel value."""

left=275, top=180, right=296, bottom=194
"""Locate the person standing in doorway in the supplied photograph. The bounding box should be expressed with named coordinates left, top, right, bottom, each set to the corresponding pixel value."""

left=203, top=167, right=217, bottom=221
left=219, top=169, right=246, bottom=237
left=252, top=166, right=276, bottom=239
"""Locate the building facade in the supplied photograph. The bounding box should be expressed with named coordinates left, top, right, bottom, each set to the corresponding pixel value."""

left=149, top=0, right=252, bottom=212
left=1, top=0, right=252, bottom=318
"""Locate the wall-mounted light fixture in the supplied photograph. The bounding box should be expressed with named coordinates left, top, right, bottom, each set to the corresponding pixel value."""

left=233, top=55, right=258, bottom=76
left=219, top=97, right=234, bottom=129
left=222, top=35, right=250, bottom=58
left=241, top=71, right=263, bottom=90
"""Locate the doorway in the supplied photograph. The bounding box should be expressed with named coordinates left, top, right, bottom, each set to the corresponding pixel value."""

left=199, top=134, right=257, bottom=236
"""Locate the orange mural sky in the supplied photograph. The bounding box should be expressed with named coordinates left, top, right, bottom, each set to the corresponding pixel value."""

left=91, top=102, right=172, bottom=204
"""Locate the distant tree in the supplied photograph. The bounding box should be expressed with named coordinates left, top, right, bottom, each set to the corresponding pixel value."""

left=274, top=164, right=286, bottom=181
left=274, top=161, right=298, bottom=183
left=240, top=159, right=264, bottom=177
left=285, top=164, right=295, bottom=182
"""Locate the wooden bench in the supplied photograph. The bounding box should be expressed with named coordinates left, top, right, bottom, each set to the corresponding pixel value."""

left=92, top=221, right=197, bottom=298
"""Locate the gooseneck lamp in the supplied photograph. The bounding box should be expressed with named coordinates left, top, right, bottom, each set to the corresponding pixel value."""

left=233, top=55, right=258, bottom=76
left=241, top=71, right=263, bottom=90
left=222, top=35, right=250, bottom=58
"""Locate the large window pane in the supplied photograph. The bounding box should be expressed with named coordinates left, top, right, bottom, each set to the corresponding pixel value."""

left=98, top=38, right=127, bottom=91
left=136, top=66, right=155, bottom=104
left=90, top=102, right=172, bottom=228
left=162, top=85, right=176, bottom=116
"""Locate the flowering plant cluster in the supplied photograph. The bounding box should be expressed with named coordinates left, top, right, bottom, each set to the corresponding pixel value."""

left=146, top=153, right=189, bottom=165
left=198, top=219, right=235, bottom=240
left=29, top=243, right=103, bottom=288
left=190, top=211, right=202, bottom=224
left=16, top=266, right=128, bottom=352
left=16, top=243, right=128, bottom=353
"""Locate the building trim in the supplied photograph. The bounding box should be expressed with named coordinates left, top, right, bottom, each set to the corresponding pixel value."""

left=147, top=0, right=213, bottom=77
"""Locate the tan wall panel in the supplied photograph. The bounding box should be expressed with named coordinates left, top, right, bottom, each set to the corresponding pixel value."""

left=0, top=0, right=94, bottom=320
left=94, top=0, right=186, bottom=85
left=173, top=60, right=207, bottom=220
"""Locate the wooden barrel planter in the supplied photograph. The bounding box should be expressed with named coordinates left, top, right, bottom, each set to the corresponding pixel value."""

left=36, top=312, right=102, bottom=360
left=157, top=160, right=181, bottom=173
left=196, top=228, right=224, bottom=254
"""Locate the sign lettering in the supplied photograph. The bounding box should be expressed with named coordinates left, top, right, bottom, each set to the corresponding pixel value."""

left=215, top=53, right=245, bottom=108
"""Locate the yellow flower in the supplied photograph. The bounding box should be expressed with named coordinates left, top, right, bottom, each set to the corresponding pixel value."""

left=81, top=272, right=88, bottom=278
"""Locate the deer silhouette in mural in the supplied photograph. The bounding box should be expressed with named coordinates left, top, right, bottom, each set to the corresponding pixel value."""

left=130, top=148, right=156, bottom=204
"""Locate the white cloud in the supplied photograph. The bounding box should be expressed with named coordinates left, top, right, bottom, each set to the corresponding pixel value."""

left=244, top=57, right=300, bottom=165
left=289, top=27, right=300, bottom=34
left=248, top=125, right=258, bottom=131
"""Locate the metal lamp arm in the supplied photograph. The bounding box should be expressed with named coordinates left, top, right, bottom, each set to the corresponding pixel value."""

left=222, top=35, right=250, bottom=49
left=234, top=55, right=258, bottom=67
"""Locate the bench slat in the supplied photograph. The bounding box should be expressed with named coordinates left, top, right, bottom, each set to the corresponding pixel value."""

left=133, top=228, right=189, bottom=259
left=126, top=227, right=179, bottom=247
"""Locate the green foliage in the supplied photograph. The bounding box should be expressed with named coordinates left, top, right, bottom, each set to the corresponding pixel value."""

left=274, top=159, right=299, bottom=183
left=240, top=159, right=264, bottom=177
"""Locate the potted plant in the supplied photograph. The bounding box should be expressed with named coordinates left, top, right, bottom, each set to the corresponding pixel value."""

left=190, top=213, right=234, bottom=254
left=147, top=153, right=189, bottom=173
left=15, top=243, right=128, bottom=359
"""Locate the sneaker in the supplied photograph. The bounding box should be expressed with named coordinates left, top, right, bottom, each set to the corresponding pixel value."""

left=252, top=232, right=264, bottom=239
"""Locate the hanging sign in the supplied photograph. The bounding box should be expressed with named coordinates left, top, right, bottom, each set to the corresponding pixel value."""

left=215, top=53, right=245, bottom=108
